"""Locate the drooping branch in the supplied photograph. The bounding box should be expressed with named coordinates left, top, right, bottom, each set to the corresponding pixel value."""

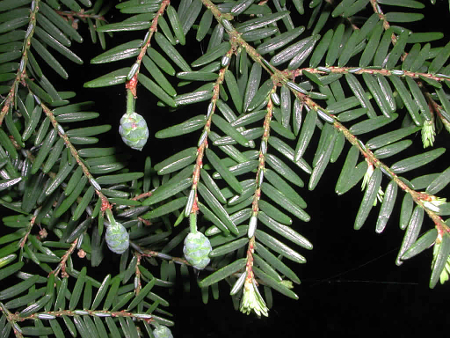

left=240, top=97, right=274, bottom=316
left=187, top=47, right=235, bottom=218
left=199, top=0, right=450, bottom=239
left=333, top=119, right=449, bottom=234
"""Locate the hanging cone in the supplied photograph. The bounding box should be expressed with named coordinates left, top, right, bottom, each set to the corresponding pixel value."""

left=105, top=221, right=129, bottom=254
left=153, top=325, right=173, bottom=338
left=183, top=231, right=212, bottom=270
left=119, top=112, right=149, bottom=151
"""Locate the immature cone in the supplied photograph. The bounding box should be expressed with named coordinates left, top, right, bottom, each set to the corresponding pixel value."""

left=183, top=231, right=212, bottom=270
left=105, top=221, right=129, bottom=254
left=119, top=112, right=149, bottom=151
left=153, top=325, right=173, bottom=338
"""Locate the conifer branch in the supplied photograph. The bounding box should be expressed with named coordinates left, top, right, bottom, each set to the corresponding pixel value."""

left=126, top=0, right=170, bottom=97
left=288, top=66, right=450, bottom=84
left=187, top=47, right=234, bottom=216
left=2, top=1, right=450, bottom=333
left=427, top=91, right=450, bottom=131
left=8, top=309, right=153, bottom=322
left=248, top=97, right=274, bottom=238
left=39, top=102, right=110, bottom=210
left=55, top=10, right=106, bottom=22
left=0, top=302, right=23, bottom=338
left=53, top=239, right=78, bottom=278
left=0, top=0, right=40, bottom=125
left=18, top=214, right=37, bottom=249
left=369, top=0, right=394, bottom=37
left=241, top=97, right=274, bottom=314
left=200, top=1, right=450, bottom=242
left=333, top=120, right=449, bottom=234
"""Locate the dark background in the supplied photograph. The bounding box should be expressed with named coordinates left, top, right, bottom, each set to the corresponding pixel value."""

left=25, top=1, right=450, bottom=337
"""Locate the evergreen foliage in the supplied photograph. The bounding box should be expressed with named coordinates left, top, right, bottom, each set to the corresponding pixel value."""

left=0, top=0, right=450, bottom=336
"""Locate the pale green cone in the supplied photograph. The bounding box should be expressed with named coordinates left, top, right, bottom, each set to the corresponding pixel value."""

left=105, top=221, right=129, bottom=254
left=183, top=231, right=212, bottom=270
left=119, top=112, right=149, bottom=151
left=153, top=325, right=173, bottom=338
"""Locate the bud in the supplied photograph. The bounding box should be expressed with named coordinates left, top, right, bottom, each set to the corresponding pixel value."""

left=442, top=115, right=450, bottom=133
left=105, top=221, right=129, bottom=254
left=240, top=278, right=269, bottom=317
left=421, top=119, right=435, bottom=148
left=423, top=195, right=447, bottom=212
left=183, top=231, right=212, bottom=270
left=119, top=112, right=149, bottom=151
left=361, top=161, right=374, bottom=191
left=279, top=280, right=294, bottom=289
left=362, top=161, right=383, bottom=206
left=432, top=238, right=450, bottom=286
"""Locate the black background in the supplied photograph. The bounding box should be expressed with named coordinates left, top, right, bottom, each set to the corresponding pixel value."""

left=12, top=1, right=450, bottom=337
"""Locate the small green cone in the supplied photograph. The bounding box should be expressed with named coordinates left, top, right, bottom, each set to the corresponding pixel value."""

left=119, top=112, right=149, bottom=151
left=105, top=221, right=129, bottom=254
left=153, top=325, right=173, bottom=338
left=183, top=231, right=212, bottom=270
